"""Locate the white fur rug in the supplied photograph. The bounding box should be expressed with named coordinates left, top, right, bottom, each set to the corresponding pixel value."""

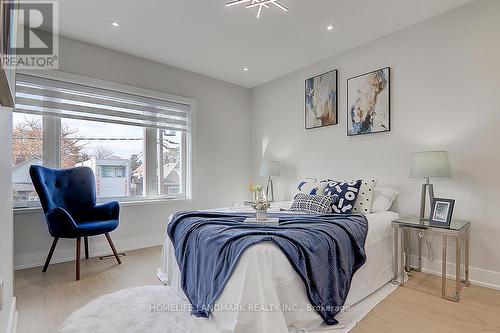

left=60, top=283, right=397, bottom=333
left=59, top=285, right=219, bottom=333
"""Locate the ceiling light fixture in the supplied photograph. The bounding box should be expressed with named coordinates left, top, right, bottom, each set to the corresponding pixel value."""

left=243, top=67, right=249, bottom=71
left=326, top=24, right=335, bottom=31
left=225, top=0, right=288, bottom=19
left=109, top=20, right=120, bottom=28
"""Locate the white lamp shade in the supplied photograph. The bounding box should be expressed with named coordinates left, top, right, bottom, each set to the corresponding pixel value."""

left=410, top=151, right=450, bottom=178
left=259, top=161, right=280, bottom=177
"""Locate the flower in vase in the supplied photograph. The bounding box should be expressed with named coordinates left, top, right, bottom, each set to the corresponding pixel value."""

left=251, top=197, right=271, bottom=211
left=248, top=184, right=263, bottom=193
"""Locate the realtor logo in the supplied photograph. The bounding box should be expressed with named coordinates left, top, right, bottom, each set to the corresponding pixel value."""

left=1, top=1, right=59, bottom=69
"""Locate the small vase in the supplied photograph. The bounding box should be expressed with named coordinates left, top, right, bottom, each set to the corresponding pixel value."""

left=256, top=209, right=267, bottom=221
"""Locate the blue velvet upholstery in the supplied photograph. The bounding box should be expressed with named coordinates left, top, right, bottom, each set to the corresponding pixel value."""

left=30, top=165, right=120, bottom=238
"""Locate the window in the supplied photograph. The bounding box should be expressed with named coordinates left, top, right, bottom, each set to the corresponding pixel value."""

left=13, top=72, right=192, bottom=208
left=61, top=118, right=144, bottom=198
left=157, top=129, right=185, bottom=196
left=115, top=167, right=126, bottom=178
left=100, top=166, right=115, bottom=178
left=12, top=113, right=43, bottom=208
left=99, top=166, right=127, bottom=178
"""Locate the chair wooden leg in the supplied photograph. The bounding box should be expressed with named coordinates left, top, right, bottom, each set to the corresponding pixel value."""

left=42, top=237, right=59, bottom=273
left=84, top=236, right=89, bottom=259
left=105, top=233, right=121, bottom=264
left=76, top=237, right=81, bottom=281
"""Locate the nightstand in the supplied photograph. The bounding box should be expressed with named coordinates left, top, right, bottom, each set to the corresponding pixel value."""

left=392, top=215, right=471, bottom=302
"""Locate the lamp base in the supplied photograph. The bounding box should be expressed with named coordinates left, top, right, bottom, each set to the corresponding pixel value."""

left=420, top=177, right=435, bottom=221
left=266, top=176, right=274, bottom=202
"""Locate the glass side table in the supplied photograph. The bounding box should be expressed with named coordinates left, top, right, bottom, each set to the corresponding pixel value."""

left=391, top=215, right=471, bottom=302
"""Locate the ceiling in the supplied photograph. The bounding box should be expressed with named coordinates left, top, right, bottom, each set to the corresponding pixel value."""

left=56, top=0, right=474, bottom=88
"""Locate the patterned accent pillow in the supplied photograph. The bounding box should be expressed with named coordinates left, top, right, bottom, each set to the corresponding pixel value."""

left=289, top=193, right=333, bottom=214
left=322, top=179, right=362, bottom=214
left=352, top=179, right=378, bottom=214
left=297, top=178, right=327, bottom=196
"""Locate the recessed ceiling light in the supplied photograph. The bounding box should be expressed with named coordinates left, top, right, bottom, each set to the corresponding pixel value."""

left=109, top=20, right=120, bottom=28
left=326, top=24, right=335, bottom=31
left=243, top=67, right=249, bottom=71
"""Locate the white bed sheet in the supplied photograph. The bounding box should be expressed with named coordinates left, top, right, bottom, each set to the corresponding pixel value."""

left=157, top=204, right=399, bottom=333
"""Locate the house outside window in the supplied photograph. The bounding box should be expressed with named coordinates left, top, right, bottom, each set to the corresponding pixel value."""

left=12, top=114, right=43, bottom=208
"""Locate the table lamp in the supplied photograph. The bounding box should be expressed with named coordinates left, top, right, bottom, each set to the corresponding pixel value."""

left=259, top=161, right=280, bottom=202
left=410, top=151, right=450, bottom=220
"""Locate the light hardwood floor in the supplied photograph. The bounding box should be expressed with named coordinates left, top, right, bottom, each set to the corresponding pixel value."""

left=15, top=246, right=500, bottom=333
left=15, top=246, right=161, bottom=333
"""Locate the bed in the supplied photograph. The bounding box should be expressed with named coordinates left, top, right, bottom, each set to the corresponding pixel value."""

left=157, top=201, right=399, bottom=333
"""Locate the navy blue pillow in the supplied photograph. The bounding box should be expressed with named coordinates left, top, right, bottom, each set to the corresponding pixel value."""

left=322, top=180, right=362, bottom=214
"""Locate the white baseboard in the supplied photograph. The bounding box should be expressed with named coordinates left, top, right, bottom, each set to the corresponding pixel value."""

left=15, top=235, right=162, bottom=270
left=409, top=254, right=500, bottom=291
left=7, top=297, right=17, bottom=333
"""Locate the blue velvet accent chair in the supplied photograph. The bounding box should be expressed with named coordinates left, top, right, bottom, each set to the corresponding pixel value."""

left=29, top=165, right=122, bottom=281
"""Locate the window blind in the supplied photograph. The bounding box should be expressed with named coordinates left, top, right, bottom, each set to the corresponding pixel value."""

left=14, top=73, right=190, bottom=132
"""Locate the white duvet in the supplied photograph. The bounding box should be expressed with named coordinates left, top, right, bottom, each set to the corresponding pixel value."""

left=157, top=202, right=399, bottom=333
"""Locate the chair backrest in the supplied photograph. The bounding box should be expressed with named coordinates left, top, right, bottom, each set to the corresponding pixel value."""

left=30, top=165, right=97, bottom=219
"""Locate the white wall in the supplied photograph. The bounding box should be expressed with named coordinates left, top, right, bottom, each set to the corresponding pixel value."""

left=0, top=107, right=14, bottom=331
left=14, top=36, right=252, bottom=269
left=251, top=0, right=500, bottom=288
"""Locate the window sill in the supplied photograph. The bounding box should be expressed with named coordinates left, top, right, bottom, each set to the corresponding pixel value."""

left=13, top=206, right=43, bottom=215
left=13, top=197, right=192, bottom=216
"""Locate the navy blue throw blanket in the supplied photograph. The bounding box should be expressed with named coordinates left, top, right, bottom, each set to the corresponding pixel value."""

left=167, top=211, right=369, bottom=325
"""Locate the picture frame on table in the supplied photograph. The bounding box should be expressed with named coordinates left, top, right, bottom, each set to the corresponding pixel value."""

left=347, top=67, right=390, bottom=136
left=305, top=69, right=338, bottom=130
left=429, top=198, right=455, bottom=227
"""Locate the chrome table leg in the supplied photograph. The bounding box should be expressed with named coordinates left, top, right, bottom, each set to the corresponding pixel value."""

left=392, top=226, right=400, bottom=284
left=464, top=227, right=470, bottom=287
left=405, top=228, right=411, bottom=272
left=417, top=231, right=423, bottom=271
left=442, top=235, right=447, bottom=298
left=442, top=234, right=461, bottom=302
left=454, top=235, right=461, bottom=301
left=401, top=226, right=406, bottom=285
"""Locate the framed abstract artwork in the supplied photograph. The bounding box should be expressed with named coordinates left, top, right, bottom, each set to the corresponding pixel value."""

left=347, top=67, right=390, bottom=136
left=305, top=69, right=337, bottom=129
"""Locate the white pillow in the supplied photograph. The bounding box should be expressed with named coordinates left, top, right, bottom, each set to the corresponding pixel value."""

left=371, top=187, right=399, bottom=212
left=352, top=179, right=378, bottom=214
left=296, top=178, right=327, bottom=196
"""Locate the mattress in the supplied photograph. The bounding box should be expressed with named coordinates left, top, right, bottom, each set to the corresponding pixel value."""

left=157, top=204, right=399, bottom=333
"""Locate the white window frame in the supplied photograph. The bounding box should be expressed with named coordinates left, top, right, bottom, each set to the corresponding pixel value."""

left=13, top=69, right=194, bottom=210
